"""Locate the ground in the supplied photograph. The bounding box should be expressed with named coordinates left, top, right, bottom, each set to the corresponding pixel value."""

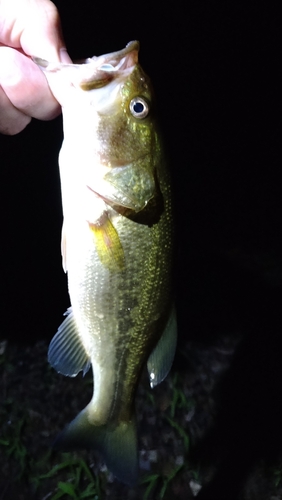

left=1, top=326, right=282, bottom=500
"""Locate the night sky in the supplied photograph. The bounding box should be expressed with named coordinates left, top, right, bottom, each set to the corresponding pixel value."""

left=0, top=2, right=281, bottom=498
left=0, top=1, right=280, bottom=343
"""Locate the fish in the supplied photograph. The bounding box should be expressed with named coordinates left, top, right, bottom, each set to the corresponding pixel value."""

left=34, top=41, right=177, bottom=485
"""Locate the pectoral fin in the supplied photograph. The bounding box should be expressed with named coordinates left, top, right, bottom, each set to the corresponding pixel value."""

left=48, top=308, right=91, bottom=377
left=89, top=216, right=125, bottom=272
left=147, top=305, right=177, bottom=388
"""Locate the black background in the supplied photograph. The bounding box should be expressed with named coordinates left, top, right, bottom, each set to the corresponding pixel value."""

left=0, top=2, right=281, bottom=498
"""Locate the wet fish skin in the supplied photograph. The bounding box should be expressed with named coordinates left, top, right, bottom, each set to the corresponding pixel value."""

left=35, top=41, right=176, bottom=485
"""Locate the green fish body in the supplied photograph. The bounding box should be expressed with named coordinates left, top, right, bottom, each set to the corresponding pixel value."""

left=36, top=42, right=176, bottom=485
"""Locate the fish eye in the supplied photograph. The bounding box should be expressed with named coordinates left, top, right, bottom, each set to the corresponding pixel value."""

left=129, top=97, right=149, bottom=119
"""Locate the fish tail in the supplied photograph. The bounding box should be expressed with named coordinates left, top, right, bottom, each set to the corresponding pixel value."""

left=53, top=404, right=138, bottom=485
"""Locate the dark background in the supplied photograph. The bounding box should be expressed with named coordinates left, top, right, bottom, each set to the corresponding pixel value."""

left=0, top=2, right=281, bottom=498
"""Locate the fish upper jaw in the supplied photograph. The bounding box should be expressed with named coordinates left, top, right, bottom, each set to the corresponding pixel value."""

left=91, top=41, right=139, bottom=70
left=33, top=41, right=139, bottom=106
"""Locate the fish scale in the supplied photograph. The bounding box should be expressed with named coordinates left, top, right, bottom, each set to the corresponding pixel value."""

left=35, top=41, right=176, bottom=485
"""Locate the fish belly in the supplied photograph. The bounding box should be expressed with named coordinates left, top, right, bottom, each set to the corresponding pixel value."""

left=65, top=213, right=162, bottom=424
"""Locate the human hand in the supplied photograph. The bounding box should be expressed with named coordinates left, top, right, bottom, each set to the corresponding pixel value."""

left=0, top=0, right=71, bottom=134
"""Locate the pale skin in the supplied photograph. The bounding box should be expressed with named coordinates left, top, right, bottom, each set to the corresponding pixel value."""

left=0, top=0, right=71, bottom=135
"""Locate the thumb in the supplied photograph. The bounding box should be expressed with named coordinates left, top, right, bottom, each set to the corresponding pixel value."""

left=20, top=0, right=67, bottom=61
left=1, top=0, right=70, bottom=62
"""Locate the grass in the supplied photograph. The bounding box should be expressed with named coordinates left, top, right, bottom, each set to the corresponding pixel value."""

left=273, top=461, right=282, bottom=488
left=3, top=409, right=185, bottom=499
left=0, top=417, right=102, bottom=499
left=0, top=339, right=228, bottom=499
left=0, top=386, right=192, bottom=500
left=169, top=372, right=195, bottom=419
left=36, top=455, right=102, bottom=499
left=139, top=368, right=197, bottom=499
left=142, top=463, right=184, bottom=500
left=0, top=415, right=29, bottom=479
left=8, top=341, right=282, bottom=500
left=0, top=407, right=103, bottom=499
left=0, top=408, right=190, bottom=500
left=2, top=340, right=282, bottom=498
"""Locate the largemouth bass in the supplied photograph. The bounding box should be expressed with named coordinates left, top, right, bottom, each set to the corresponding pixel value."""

left=35, top=41, right=176, bottom=485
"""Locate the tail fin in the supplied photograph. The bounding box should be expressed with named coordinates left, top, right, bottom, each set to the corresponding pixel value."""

left=53, top=405, right=138, bottom=485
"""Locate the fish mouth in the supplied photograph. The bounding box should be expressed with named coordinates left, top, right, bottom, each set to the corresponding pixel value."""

left=34, top=42, right=140, bottom=91
left=78, top=41, right=140, bottom=90
left=93, top=41, right=140, bottom=72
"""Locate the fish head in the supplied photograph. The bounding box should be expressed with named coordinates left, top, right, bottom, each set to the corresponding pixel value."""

left=34, top=42, right=162, bottom=216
